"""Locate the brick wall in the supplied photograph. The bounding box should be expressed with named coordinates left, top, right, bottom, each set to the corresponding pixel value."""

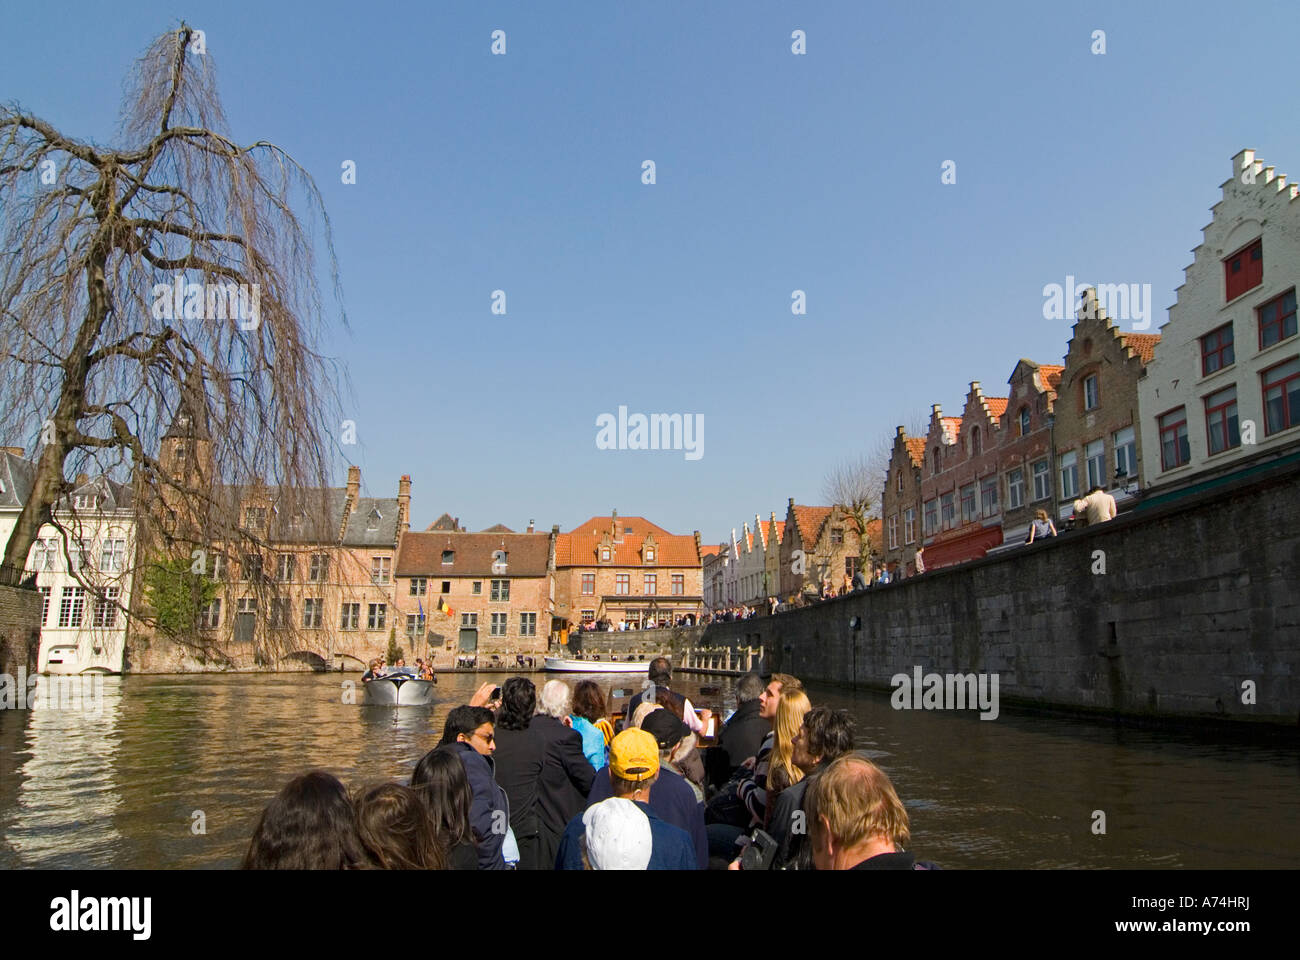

left=693, top=457, right=1300, bottom=727
left=0, top=583, right=42, bottom=676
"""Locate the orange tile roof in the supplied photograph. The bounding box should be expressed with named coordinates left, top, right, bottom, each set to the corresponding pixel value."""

left=865, top=517, right=883, bottom=549
left=567, top=515, right=674, bottom=538
left=985, top=398, right=1009, bottom=418
left=771, top=520, right=786, bottom=544
left=903, top=437, right=926, bottom=467
left=790, top=505, right=832, bottom=547
left=554, top=530, right=699, bottom=567
left=1119, top=333, right=1161, bottom=365
left=1038, top=365, right=1065, bottom=391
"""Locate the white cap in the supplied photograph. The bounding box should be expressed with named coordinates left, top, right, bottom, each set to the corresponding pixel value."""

left=582, top=797, right=652, bottom=870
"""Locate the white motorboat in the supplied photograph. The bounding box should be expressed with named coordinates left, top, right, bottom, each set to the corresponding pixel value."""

left=544, top=656, right=651, bottom=674
left=363, top=673, right=436, bottom=706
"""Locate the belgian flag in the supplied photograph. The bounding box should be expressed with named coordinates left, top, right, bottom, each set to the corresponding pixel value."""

left=438, top=596, right=454, bottom=618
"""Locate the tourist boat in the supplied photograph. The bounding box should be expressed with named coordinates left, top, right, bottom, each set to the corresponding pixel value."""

left=362, top=673, right=436, bottom=706
left=544, top=656, right=650, bottom=674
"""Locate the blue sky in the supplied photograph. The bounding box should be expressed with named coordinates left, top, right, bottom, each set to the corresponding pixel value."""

left=4, top=1, right=1297, bottom=544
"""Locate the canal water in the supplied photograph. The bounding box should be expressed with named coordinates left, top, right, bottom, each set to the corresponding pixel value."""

left=0, top=671, right=1296, bottom=869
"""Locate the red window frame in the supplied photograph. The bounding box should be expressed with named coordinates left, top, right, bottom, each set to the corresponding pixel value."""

left=1200, top=322, right=1235, bottom=376
left=1258, top=288, right=1297, bottom=350
left=614, top=573, right=630, bottom=595
left=1158, top=407, right=1190, bottom=470
left=670, top=573, right=684, bottom=595
left=1261, top=358, right=1300, bottom=436
left=1203, top=386, right=1239, bottom=455
left=581, top=572, right=595, bottom=595
left=1224, top=239, right=1263, bottom=301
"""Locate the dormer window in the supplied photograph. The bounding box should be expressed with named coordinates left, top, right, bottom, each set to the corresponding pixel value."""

left=366, top=508, right=381, bottom=529
left=645, top=548, right=655, bottom=563
left=600, top=548, right=611, bottom=563
left=441, top=550, right=455, bottom=565
left=244, top=506, right=266, bottom=529
left=73, top=493, right=97, bottom=511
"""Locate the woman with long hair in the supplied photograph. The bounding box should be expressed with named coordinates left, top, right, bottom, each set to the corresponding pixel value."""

left=765, top=689, right=812, bottom=815
left=353, top=782, right=448, bottom=870
left=570, top=679, right=609, bottom=769
left=411, top=744, right=480, bottom=869
left=242, top=770, right=366, bottom=870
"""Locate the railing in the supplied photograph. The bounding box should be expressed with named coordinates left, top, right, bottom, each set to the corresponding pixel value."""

left=0, top=563, right=38, bottom=590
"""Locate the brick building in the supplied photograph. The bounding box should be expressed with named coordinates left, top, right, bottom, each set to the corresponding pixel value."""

left=394, top=526, right=554, bottom=667
left=778, top=500, right=862, bottom=598
left=1139, top=149, right=1300, bottom=492
left=1054, top=294, right=1160, bottom=518
left=919, top=362, right=1060, bottom=569
left=553, top=513, right=703, bottom=631
left=881, top=427, right=926, bottom=577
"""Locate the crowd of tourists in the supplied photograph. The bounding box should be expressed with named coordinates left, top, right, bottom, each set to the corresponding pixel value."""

left=243, top=659, right=934, bottom=871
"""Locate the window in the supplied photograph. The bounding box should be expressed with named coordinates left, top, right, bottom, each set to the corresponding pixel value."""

left=441, top=580, right=451, bottom=594
left=276, top=554, right=296, bottom=582
left=923, top=499, right=938, bottom=537
left=644, top=573, right=657, bottom=594
left=368, top=603, right=386, bottom=630
left=200, top=598, right=221, bottom=629
left=69, top=539, right=88, bottom=572
left=31, top=538, right=58, bottom=571
left=1083, top=374, right=1100, bottom=411
left=92, top=586, right=120, bottom=628
left=243, top=506, right=266, bottom=529
left=1085, top=440, right=1106, bottom=490
left=472, top=581, right=482, bottom=595
left=896, top=470, right=903, bottom=493
left=1060, top=451, right=1079, bottom=500
left=1158, top=408, right=1190, bottom=470
left=520, top=612, right=537, bottom=636
left=580, top=609, right=596, bottom=623
left=461, top=612, right=478, bottom=628
left=940, top=492, right=956, bottom=529
left=1018, top=407, right=1031, bottom=437
left=1259, top=289, right=1297, bottom=349
left=980, top=478, right=999, bottom=517
left=1224, top=238, right=1262, bottom=301
left=73, top=493, right=98, bottom=511
left=830, top=528, right=843, bottom=545
left=960, top=485, right=977, bottom=524
left=1032, top=459, right=1050, bottom=501
left=406, top=613, right=426, bottom=638
left=600, top=548, right=611, bottom=562
left=340, top=603, right=360, bottom=631
left=441, top=550, right=455, bottom=565
left=302, top=598, right=322, bottom=629
left=210, top=553, right=226, bottom=581
left=371, top=556, right=391, bottom=583
left=1262, top=358, right=1300, bottom=435
left=39, top=586, right=50, bottom=625
left=410, top=577, right=427, bottom=596
left=490, top=579, right=510, bottom=601
left=581, top=573, right=595, bottom=595
left=615, top=574, right=630, bottom=595
left=1108, top=427, right=1135, bottom=483
left=931, top=448, right=940, bottom=476
left=1201, top=323, right=1235, bottom=376
left=645, top=549, right=655, bottom=563
left=1007, top=469, right=1025, bottom=510
left=671, top=574, right=684, bottom=595
left=99, top=539, right=126, bottom=574
left=970, top=426, right=982, bottom=455
left=887, top=515, right=898, bottom=550
left=1204, top=386, right=1240, bottom=454
left=58, top=586, right=85, bottom=628
left=308, top=553, right=328, bottom=582
left=904, top=508, right=916, bottom=545
left=490, top=612, right=508, bottom=637
left=242, top=553, right=263, bottom=581
left=270, top=598, right=290, bottom=628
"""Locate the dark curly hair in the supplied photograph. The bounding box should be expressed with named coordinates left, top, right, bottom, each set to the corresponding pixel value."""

left=353, top=782, right=448, bottom=870
left=802, top=707, right=855, bottom=764
left=241, top=770, right=366, bottom=870
left=496, top=677, right=536, bottom=731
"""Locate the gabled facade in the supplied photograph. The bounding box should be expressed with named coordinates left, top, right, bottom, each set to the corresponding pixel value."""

left=881, top=427, right=925, bottom=577
left=1139, top=149, right=1300, bottom=491
left=778, top=499, right=861, bottom=598
left=553, top=513, right=703, bottom=630
left=1055, top=291, right=1160, bottom=517
left=702, top=544, right=728, bottom=610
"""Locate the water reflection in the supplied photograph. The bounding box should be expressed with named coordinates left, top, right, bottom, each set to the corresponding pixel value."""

left=0, top=671, right=1295, bottom=869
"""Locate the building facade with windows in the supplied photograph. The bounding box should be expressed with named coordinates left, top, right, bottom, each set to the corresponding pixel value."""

left=394, top=527, right=554, bottom=667
left=777, top=500, right=862, bottom=598
left=1054, top=295, right=1160, bottom=518
left=0, top=449, right=137, bottom=675
left=1139, top=149, right=1300, bottom=491
left=701, top=543, right=728, bottom=610
left=881, top=427, right=926, bottom=577
left=552, top=513, right=703, bottom=631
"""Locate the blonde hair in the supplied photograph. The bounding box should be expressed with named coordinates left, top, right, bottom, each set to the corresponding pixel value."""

left=1035, top=508, right=1049, bottom=522
left=806, top=754, right=910, bottom=850
left=768, top=689, right=812, bottom=798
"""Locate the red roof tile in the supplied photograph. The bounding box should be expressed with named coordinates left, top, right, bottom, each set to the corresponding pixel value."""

left=1038, top=365, right=1065, bottom=391
left=396, top=531, right=550, bottom=577
left=984, top=397, right=1009, bottom=418
left=555, top=529, right=700, bottom=567
left=790, top=505, right=832, bottom=548
left=1119, top=333, right=1161, bottom=365
left=903, top=437, right=926, bottom=468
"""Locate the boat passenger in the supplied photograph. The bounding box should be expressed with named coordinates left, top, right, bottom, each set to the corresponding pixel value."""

left=242, top=771, right=366, bottom=870
left=623, top=658, right=708, bottom=735
left=569, top=680, right=609, bottom=770
left=764, top=707, right=855, bottom=870
left=555, top=729, right=695, bottom=870
left=411, top=745, right=481, bottom=870
left=353, top=782, right=447, bottom=870
left=438, top=705, right=512, bottom=870
left=708, top=672, right=768, bottom=790
left=361, top=658, right=382, bottom=682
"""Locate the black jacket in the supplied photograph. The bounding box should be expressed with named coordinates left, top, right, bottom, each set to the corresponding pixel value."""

left=719, top=699, right=767, bottom=772
left=447, top=741, right=509, bottom=870
left=493, top=715, right=595, bottom=870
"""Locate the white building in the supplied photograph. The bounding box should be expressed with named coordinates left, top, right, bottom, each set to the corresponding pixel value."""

left=0, top=450, right=135, bottom=674
left=1140, top=149, right=1300, bottom=491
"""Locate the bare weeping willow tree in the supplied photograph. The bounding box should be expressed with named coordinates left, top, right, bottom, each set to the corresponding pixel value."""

left=0, top=24, right=348, bottom=661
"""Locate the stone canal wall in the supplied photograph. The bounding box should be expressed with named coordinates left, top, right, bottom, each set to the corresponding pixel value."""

left=695, top=457, right=1300, bottom=728
left=0, top=583, right=42, bottom=676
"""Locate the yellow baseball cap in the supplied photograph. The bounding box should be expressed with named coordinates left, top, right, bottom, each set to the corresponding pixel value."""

left=609, top=728, right=660, bottom=781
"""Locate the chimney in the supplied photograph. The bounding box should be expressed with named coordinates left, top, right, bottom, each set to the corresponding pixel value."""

left=0, top=446, right=23, bottom=458
left=397, top=474, right=411, bottom=536
left=346, top=464, right=361, bottom=511
left=527, top=519, right=535, bottom=534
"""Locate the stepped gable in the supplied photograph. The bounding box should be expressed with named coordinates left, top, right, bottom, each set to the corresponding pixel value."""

left=941, top=417, right=963, bottom=443
left=903, top=437, right=926, bottom=468
left=1119, top=333, right=1161, bottom=365
left=790, top=505, right=832, bottom=548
